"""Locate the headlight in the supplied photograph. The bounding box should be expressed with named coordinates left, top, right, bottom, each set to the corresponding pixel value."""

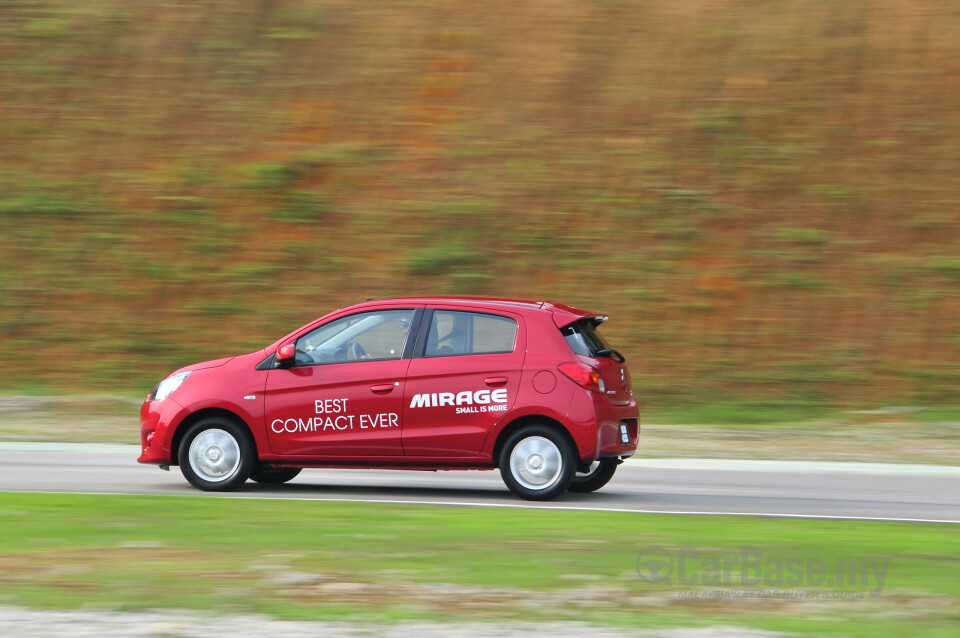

left=151, top=371, right=191, bottom=402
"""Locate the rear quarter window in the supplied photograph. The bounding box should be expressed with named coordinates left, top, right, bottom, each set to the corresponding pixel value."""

left=561, top=320, right=612, bottom=357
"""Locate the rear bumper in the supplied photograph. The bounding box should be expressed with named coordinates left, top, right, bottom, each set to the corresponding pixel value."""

left=597, top=416, right=639, bottom=458
left=137, top=397, right=187, bottom=464
left=565, top=390, right=640, bottom=462
left=594, top=394, right=639, bottom=459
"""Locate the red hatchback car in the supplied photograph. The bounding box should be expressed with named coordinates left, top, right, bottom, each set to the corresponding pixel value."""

left=138, top=297, right=639, bottom=500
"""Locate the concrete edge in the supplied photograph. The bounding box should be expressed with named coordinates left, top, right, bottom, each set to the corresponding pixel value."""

left=1, top=442, right=958, bottom=476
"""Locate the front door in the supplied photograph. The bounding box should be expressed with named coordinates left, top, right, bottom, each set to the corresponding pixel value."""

left=264, top=308, right=418, bottom=457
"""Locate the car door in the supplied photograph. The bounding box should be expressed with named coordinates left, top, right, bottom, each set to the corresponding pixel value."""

left=402, top=307, right=525, bottom=457
left=264, top=307, right=422, bottom=457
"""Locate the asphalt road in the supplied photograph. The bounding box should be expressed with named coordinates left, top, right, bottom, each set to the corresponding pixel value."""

left=1, top=444, right=958, bottom=523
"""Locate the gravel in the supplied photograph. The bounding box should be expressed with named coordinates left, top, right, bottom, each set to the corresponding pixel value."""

left=0, top=607, right=786, bottom=638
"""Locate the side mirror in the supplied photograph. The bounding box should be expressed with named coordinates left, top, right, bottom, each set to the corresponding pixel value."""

left=276, top=343, right=296, bottom=363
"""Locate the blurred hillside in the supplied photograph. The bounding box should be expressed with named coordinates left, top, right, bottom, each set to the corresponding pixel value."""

left=1, top=0, right=959, bottom=416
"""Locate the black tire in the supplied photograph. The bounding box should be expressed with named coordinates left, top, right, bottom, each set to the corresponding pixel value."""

left=499, top=425, right=577, bottom=501
left=178, top=417, right=255, bottom=492
left=568, top=459, right=618, bottom=493
left=250, top=467, right=302, bottom=484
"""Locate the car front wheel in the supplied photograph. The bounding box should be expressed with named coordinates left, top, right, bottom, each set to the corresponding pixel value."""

left=499, top=425, right=576, bottom=501
left=178, top=418, right=254, bottom=491
left=568, top=459, right=618, bottom=493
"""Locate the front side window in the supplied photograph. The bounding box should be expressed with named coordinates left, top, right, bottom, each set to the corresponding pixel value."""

left=294, top=309, right=415, bottom=365
left=424, top=310, right=518, bottom=357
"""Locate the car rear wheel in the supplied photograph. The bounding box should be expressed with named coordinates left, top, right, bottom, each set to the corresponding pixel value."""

left=249, top=467, right=302, bottom=484
left=499, top=425, right=576, bottom=501
left=178, top=418, right=254, bottom=492
left=568, top=459, right=618, bottom=493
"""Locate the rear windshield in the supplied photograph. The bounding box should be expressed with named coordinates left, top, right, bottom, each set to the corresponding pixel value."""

left=561, top=320, right=613, bottom=357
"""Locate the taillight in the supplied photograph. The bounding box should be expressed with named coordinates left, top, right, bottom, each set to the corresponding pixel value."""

left=557, top=362, right=605, bottom=393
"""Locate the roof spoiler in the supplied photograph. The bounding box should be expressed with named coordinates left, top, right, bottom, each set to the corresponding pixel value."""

left=552, top=312, right=608, bottom=329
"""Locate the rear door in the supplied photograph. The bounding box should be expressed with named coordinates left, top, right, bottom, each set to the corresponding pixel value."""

left=402, top=308, right=526, bottom=457
left=560, top=318, right=632, bottom=404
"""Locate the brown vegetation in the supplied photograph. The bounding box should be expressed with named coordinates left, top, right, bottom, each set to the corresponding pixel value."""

left=1, top=1, right=959, bottom=416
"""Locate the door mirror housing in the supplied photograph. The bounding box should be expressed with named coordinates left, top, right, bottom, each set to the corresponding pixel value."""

left=276, top=343, right=296, bottom=363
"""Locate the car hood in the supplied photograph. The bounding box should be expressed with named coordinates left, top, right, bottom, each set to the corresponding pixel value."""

left=173, top=356, right=235, bottom=374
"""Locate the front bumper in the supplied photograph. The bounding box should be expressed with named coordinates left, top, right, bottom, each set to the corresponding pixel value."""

left=137, top=396, right=188, bottom=464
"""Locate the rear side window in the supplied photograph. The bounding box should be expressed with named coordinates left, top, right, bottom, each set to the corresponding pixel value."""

left=561, top=320, right=613, bottom=357
left=425, top=310, right=518, bottom=357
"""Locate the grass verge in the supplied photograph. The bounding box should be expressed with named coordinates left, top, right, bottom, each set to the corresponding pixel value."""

left=0, top=493, right=957, bottom=636
left=4, top=395, right=960, bottom=464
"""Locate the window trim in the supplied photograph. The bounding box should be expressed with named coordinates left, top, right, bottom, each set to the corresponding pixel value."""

left=416, top=308, right=519, bottom=359
left=412, top=308, right=434, bottom=359
left=280, top=307, right=424, bottom=368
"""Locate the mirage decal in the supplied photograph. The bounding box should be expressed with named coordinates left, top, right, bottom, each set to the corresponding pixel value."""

left=409, top=388, right=509, bottom=414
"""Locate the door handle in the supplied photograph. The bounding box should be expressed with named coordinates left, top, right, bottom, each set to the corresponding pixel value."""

left=484, top=377, right=508, bottom=386
left=370, top=384, right=395, bottom=393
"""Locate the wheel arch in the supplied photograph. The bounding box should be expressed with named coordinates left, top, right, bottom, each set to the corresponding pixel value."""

left=492, top=414, right=579, bottom=468
left=169, top=408, right=256, bottom=466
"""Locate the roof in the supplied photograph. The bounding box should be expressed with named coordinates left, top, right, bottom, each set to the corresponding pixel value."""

left=371, top=295, right=543, bottom=308
left=265, top=295, right=606, bottom=352
left=353, top=296, right=600, bottom=328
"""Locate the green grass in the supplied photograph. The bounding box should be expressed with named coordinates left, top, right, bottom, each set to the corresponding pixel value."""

left=0, top=492, right=957, bottom=635
left=646, top=401, right=960, bottom=427
left=644, top=401, right=836, bottom=426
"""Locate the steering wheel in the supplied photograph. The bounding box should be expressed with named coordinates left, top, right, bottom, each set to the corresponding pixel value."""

left=351, top=341, right=368, bottom=361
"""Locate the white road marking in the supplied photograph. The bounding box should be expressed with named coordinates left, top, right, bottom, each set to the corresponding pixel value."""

left=636, top=458, right=960, bottom=476
left=0, top=442, right=142, bottom=453
left=1, top=489, right=956, bottom=524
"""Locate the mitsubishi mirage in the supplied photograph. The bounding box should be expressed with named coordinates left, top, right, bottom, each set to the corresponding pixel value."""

left=138, top=297, right=639, bottom=500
